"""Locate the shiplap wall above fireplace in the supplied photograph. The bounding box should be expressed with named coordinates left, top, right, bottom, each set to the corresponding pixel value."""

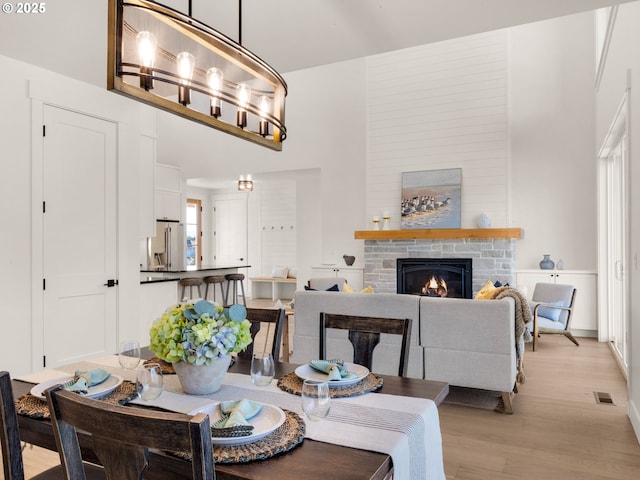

left=366, top=30, right=509, bottom=231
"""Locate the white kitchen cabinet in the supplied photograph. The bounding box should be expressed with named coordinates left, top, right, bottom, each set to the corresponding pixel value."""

left=515, top=270, right=597, bottom=335
left=311, top=266, right=364, bottom=291
left=154, top=164, right=182, bottom=221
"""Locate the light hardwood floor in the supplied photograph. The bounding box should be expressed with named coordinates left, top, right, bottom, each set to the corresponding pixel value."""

left=11, top=304, right=640, bottom=479
left=440, top=335, right=640, bottom=479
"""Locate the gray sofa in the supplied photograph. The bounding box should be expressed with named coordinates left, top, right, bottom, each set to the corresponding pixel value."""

left=291, top=290, right=519, bottom=412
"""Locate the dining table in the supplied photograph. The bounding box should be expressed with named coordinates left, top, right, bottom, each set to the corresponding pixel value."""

left=12, top=354, right=449, bottom=480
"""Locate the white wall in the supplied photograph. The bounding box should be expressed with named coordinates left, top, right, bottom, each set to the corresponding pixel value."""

left=595, top=2, right=640, bottom=443
left=510, top=13, right=597, bottom=271
left=0, top=54, right=147, bottom=375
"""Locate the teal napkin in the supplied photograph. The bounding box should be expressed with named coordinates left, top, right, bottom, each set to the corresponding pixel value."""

left=64, top=369, right=111, bottom=394
left=309, top=359, right=358, bottom=381
left=216, top=399, right=263, bottom=428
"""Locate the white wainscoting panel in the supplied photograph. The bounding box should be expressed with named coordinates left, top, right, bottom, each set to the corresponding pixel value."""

left=259, top=180, right=297, bottom=276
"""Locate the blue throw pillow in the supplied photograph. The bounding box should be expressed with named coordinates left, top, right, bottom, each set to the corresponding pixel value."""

left=538, top=301, right=564, bottom=322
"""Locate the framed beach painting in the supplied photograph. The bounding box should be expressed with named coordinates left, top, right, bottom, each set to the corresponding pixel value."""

left=401, top=168, right=461, bottom=229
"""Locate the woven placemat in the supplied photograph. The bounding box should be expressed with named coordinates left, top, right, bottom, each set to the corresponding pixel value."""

left=174, top=409, right=305, bottom=464
left=15, top=381, right=138, bottom=419
left=277, top=372, right=383, bottom=398
left=143, top=357, right=176, bottom=374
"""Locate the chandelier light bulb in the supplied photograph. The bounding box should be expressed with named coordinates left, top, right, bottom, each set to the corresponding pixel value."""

left=236, top=83, right=252, bottom=128
left=206, top=67, right=224, bottom=117
left=136, top=31, right=156, bottom=67
left=177, top=52, right=196, bottom=83
left=136, top=31, right=157, bottom=90
left=176, top=51, right=195, bottom=106
left=259, top=96, right=271, bottom=137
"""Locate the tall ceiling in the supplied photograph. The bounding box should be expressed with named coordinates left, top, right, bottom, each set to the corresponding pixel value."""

left=0, top=0, right=633, bottom=188
left=0, top=0, right=633, bottom=88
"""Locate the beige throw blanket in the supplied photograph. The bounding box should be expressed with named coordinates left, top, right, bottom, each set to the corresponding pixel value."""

left=489, top=286, right=532, bottom=383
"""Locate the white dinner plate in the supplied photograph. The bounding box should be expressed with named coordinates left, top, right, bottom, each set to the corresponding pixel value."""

left=294, top=362, right=370, bottom=387
left=190, top=401, right=286, bottom=446
left=30, top=374, right=124, bottom=401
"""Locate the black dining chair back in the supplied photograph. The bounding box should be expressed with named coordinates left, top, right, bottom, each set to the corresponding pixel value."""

left=240, top=308, right=286, bottom=361
left=45, top=385, right=215, bottom=480
left=319, top=313, right=412, bottom=377
left=0, top=371, right=27, bottom=480
left=1, top=371, right=105, bottom=480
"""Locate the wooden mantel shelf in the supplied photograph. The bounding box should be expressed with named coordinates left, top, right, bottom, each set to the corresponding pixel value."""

left=354, top=228, right=523, bottom=240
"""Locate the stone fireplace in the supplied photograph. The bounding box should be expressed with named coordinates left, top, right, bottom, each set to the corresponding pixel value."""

left=359, top=230, right=520, bottom=295
left=397, top=258, right=473, bottom=298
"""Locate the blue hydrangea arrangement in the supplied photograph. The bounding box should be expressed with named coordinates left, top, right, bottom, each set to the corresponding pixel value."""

left=149, top=300, right=252, bottom=366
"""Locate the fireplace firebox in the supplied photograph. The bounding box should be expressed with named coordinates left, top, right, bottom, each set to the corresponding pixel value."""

left=397, top=258, right=473, bottom=299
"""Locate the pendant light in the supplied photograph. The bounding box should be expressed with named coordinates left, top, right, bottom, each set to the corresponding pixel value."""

left=107, top=0, right=287, bottom=151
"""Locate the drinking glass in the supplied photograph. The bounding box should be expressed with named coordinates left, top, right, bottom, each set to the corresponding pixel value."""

left=119, top=340, right=141, bottom=370
left=251, top=352, right=275, bottom=386
left=136, top=363, right=163, bottom=401
left=301, top=379, right=331, bottom=421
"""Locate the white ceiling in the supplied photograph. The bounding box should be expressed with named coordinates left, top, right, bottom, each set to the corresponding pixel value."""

left=0, top=0, right=633, bottom=189
left=0, top=0, right=631, bottom=87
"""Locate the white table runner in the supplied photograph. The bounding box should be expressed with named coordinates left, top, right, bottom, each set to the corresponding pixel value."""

left=24, top=358, right=445, bottom=480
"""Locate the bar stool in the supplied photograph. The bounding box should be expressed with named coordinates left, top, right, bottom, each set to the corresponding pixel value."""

left=224, top=273, right=247, bottom=306
left=179, top=277, right=203, bottom=300
left=203, top=275, right=226, bottom=304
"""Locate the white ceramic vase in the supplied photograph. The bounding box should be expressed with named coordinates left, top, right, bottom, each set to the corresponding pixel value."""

left=173, top=354, right=232, bottom=394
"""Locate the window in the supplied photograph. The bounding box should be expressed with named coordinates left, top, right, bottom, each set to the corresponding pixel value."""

left=185, top=198, right=202, bottom=266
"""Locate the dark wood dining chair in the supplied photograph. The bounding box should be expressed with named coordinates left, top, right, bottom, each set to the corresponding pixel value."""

left=319, top=313, right=412, bottom=377
left=239, top=308, right=286, bottom=361
left=0, top=371, right=105, bottom=480
left=45, top=385, right=215, bottom=480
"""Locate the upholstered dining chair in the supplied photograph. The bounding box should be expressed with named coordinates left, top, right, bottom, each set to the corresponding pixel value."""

left=319, top=313, right=412, bottom=377
left=0, top=371, right=105, bottom=480
left=239, top=308, right=286, bottom=361
left=45, top=385, right=215, bottom=480
left=530, top=282, right=579, bottom=351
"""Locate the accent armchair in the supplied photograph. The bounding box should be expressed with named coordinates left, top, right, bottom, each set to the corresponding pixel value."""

left=530, top=282, right=579, bottom=351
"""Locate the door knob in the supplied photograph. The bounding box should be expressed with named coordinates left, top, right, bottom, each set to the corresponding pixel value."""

left=104, top=279, right=119, bottom=287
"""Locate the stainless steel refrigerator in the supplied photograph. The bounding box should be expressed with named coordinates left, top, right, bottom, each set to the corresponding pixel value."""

left=147, top=220, right=185, bottom=271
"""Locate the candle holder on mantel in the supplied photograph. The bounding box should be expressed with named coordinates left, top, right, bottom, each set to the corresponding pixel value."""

left=382, top=215, right=390, bottom=230
left=372, top=216, right=380, bottom=230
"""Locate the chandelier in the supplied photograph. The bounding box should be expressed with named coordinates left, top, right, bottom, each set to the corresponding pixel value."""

left=237, top=175, right=254, bottom=192
left=107, top=0, right=287, bottom=151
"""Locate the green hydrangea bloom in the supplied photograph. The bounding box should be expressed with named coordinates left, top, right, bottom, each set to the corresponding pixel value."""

left=149, top=300, right=252, bottom=366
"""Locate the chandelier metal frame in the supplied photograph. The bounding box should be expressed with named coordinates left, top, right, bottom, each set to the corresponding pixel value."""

left=107, top=0, right=287, bottom=150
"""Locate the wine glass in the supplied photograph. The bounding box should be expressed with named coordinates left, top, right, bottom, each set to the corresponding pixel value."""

left=119, top=340, right=141, bottom=370
left=136, top=363, right=163, bottom=401
left=301, top=379, right=331, bottom=421
left=251, top=352, right=275, bottom=386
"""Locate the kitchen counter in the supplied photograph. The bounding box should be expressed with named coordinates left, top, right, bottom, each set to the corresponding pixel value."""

left=140, top=264, right=251, bottom=274
left=139, top=264, right=250, bottom=284
left=140, top=277, right=180, bottom=284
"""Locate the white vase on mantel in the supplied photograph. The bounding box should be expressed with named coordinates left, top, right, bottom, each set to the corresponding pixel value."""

left=477, top=213, right=491, bottom=229
left=173, top=354, right=231, bottom=394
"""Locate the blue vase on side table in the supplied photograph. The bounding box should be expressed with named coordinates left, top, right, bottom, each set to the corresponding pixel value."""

left=539, top=254, right=555, bottom=270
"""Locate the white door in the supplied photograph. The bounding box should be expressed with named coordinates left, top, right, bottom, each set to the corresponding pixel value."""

left=42, top=106, right=117, bottom=368
left=213, top=197, right=247, bottom=265
left=606, top=140, right=628, bottom=365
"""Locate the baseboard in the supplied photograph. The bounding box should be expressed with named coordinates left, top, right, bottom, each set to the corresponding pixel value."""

left=629, top=397, right=640, bottom=445
left=606, top=341, right=628, bottom=382
left=573, top=329, right=598, bottom=338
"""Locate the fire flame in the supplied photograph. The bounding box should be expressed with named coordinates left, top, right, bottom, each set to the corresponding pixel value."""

left=423, top=276, right=448, bottom=297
